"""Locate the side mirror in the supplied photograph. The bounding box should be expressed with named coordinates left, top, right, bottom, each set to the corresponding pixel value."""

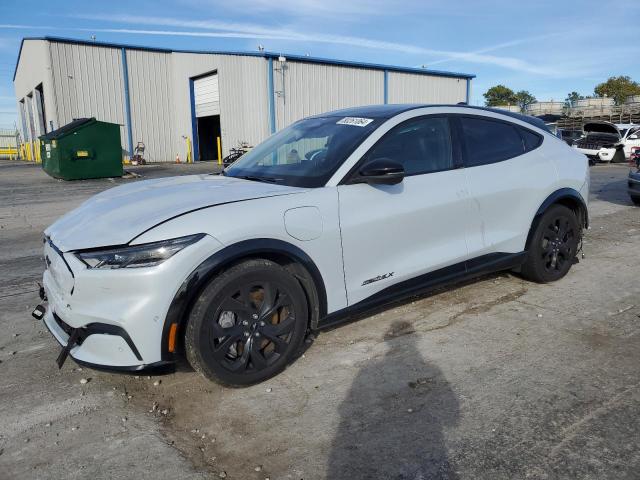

left=357, top=158, right=405, bottom=185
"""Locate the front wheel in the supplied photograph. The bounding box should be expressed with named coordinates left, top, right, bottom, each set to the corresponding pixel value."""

left=185, top=259, right=309, bottom=386
left=521, top=205, right=581, bottom=283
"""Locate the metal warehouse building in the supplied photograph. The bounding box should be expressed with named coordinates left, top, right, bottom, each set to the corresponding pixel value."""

left=13, top=36, right=474, bottom=163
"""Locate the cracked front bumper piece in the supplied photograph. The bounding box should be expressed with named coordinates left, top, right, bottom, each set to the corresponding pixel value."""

left=36, top=234, right=222, bottom=372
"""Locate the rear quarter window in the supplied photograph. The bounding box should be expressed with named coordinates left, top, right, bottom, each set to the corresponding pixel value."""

left=519, top=127, right=543, bottom=151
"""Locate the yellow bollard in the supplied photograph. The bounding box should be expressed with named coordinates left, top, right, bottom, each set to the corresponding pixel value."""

left=186, top=137, right=192, bottom=163
left=217, top=136, right=222, bottom=165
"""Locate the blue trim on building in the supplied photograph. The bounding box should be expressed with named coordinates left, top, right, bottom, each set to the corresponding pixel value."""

left=121, top=48, right=134, bottom=158
left=267, top=58, right=276, bottom=134
left=189, top=78, right=199, bottom=162
left=466, top=79, right=471, bottom=104
left=383, top=70, right=389, bottom=104
left=14, top=36, right=476, bottom=82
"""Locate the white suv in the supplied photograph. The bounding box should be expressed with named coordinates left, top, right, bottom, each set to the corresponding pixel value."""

left=573, top=121, right=640, bottom=162
left=36, top=104, right=590, bottom=386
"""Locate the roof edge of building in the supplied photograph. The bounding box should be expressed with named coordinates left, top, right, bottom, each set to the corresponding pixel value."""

left=13, top=36, right=476, bottom=82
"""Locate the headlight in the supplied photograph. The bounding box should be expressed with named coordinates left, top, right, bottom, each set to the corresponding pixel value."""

left=76, top=234, right=205, bottom=269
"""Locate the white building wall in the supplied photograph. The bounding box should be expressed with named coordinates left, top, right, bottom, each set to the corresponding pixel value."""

left=13, top=39, right=57, bottom=141
left=48, top=42, right=127, bottom=152
left=126, top=50, right=174, bottom=162
left=387, top=72, right=467, bottom=104
left=14, top=39, right=472, bottom=163
left=274, top=61, right=384, bottom=130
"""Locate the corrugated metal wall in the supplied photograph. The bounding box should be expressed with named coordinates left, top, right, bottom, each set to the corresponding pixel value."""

left=126, top=50, right=173, bottom=162
left=49, top=42, right=127, bottom=152
left=275, top=61, right=384, bottom=130
left=387, top=72, right=467, bottom=104
left=217, top=55, right=270, bottom=155
left=13, top=39, right=56, bottom=141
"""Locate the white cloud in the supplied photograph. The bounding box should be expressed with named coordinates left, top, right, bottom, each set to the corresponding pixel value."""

left=178, top=0, right=421, bottom=19
left=72, top=14, right=555, bottom=75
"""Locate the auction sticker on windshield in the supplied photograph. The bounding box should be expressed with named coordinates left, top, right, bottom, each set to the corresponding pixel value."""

left=336, top=117, right=374, bottom=127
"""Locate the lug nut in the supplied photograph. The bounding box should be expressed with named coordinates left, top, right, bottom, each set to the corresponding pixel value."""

left=244, top=332, right=250, bottom=337
left=242, top=320, right=249, bottom=326
left=255, top=332, right=261, bottom=337
left=259, top=321, right=265, bottom=326
left=252, top=314, right=258, bottom=320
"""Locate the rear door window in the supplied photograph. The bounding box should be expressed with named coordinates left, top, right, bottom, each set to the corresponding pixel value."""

left=459, top=116, right=525, bottom=167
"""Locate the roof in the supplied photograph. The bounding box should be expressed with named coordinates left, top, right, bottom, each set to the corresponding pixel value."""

left=313, top=104, right=551, bottom=132
left=310, top=104, right=427, bottom=119
left=13, top=36, right=476, bottom=82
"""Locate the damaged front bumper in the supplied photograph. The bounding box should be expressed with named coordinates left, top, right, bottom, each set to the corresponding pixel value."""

left=35, top=234, right=221, bottom=372
left=573, top=145, right=616, bottom=162
left=34, top=300, right=166, bottom=371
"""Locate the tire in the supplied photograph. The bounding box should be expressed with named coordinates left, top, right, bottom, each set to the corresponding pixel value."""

left=185, top=259, right=309, bottom=386
left=222, top=152, right=243, bottom=167
left=521, top=205, right=581, bottom=283
left=631, top=195, right=640, bottom=206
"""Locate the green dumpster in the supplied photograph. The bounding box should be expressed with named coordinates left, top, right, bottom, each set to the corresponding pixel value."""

left=40, top=118, right=123, bottom=180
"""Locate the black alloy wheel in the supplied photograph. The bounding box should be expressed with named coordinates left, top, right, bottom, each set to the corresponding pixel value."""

left=210, top=281, right=296, bottom=373
left=521, top=204, right=581, bottom=283
left=185, top=259, right=308, bottom=386
left=540, top=215, right=575, bottom=274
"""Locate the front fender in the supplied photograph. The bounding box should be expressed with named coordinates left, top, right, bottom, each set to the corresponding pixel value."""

left=160, top=238, right=327, bottom=361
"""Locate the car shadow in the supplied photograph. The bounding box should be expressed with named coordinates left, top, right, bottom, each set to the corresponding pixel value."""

left=326, top=321, right=460, bottom=480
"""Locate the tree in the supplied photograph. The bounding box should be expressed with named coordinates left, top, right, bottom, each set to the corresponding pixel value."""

left=565, top=91, right=583, bottom=107
left=594, top=76, right=640, bottom=105
left=514, top=90, right=536, bottom=111
left=483, top=85, right=517, bottom=107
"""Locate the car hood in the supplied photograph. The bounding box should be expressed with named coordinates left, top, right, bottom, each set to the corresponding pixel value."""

left=583, top=121, right=621, bottom=139
left=45, top=174, right=306, bottom=251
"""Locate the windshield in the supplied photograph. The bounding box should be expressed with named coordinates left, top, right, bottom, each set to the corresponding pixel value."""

left=224, top=116, right=379, bottom=187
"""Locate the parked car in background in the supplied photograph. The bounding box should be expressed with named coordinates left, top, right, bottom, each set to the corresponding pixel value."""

left=623, top=126, right=640, bottom=158
left=557, top=128, right=583, bottom=146
left=573, top=121, right=640, bottom=163
left=631, top=147, right=640, bottom=168
left=35, top=104, right=589, bottom=386
left=629, top=167, right=640, bottom=205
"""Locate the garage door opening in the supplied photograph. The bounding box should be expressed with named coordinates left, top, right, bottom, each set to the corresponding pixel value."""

left=197, top=115, right=221, bottom=161
left=193, top=72, right=222, bottom=161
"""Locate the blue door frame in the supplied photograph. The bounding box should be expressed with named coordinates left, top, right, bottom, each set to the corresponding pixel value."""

left=189, top=77, right=199, bottom=161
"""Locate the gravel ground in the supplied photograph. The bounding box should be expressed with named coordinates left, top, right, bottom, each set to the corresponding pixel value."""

left=0, top=161, right=638, bottom=480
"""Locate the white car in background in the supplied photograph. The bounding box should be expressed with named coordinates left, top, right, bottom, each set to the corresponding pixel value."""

left=573, top=121, right=640, bottom=163
left=35, top=104, right=590, bottom=386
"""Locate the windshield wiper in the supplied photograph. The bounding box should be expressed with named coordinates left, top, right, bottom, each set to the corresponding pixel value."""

left=236, top=175, right=280, bottom=184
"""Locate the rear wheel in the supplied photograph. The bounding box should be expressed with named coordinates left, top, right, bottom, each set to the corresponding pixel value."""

left=631, top=195, right=640, bottom=206
left=185, top=259, right=308, bottom=386
left=521, top=205, right=581, bottom=283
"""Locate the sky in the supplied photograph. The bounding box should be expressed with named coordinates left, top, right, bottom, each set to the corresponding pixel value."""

left=1, top=0, right=639, bottom=128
